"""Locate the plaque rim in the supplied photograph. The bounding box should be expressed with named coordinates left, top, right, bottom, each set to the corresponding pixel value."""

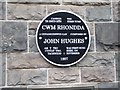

left=36, top=10, right=91, bottom=67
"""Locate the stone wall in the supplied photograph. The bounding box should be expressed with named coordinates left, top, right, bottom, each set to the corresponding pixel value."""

left=0, top=0, right=120, bottom=89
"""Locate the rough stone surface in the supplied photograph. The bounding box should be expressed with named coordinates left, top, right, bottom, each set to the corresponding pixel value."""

left=0, top=0, right=5, bottom=2
left=7, top=4, right=46, bottom=20
left=77, top=52, right=115, bottom=67
left=113, top=2, right=120, bottom=22
left=0, top=2, right=5, bottom=20
left=2, top=22, right=27, bottom=52
left=0, top=22, right=2, bottom=52
left=49, top=68, right=80, bottom=84
left=81, top=66, right=115, bottom=82
left=0, top=53, right=5, bottom=86
left=7, top=0, right=61, bottom=4
left=89, top=36, right=94, bottom=52
left=7, top=53, right=55, bottom=69
left=87, top=23, right=94, bottom=36
left=86, top=6, right=111, bottom=21
left=0, top=0, right=119, bottom=88
left=112, top=0, right=120, bottom=2
left=7, top=69, right=47, bottom=86
left=116, top=52, right=120, bottom=81
left=0, top=54, right=3, bottom=86
left=47, top=5, right=86, bottom=19
left=29, top=22, right=39, bottom=35
left=97, top=82, right=119, bottom=88
left=63, top=0, right=110, bottom=6
left=29, top=36, right=38, bottom=52
left=0, top=88, right=27, bottom=90
left=95, top=23, right=120, bottom=51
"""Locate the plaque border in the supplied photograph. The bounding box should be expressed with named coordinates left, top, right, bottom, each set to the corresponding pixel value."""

left=36, top=10, right=91, bottom=67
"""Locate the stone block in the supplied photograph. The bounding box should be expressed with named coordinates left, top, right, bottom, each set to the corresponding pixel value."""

left=7, top=53, right=55, bottom=69
left=112, top=0, right=120, bottom=2
left=77, top=52, right=115, bottom=67
left=89, top=36, right=94, bottom=52
left=0, top=53, right=5, bottom=86
left=7, top=4, right=46, bottom=20
left=29, top=22, right=39, bottom=35
left=2, top=22, right=27, bottom=52
left=1, top=88, right=27, bottom=90
left=7, top=0, right=60, bottom=4
left=87, top=23, right=95, bottom=36
left=0, top=22, right=2, bottom=52
left=0, top=54, right=3, bottom=86
left=29, top=36, right=38, bottom=52
left=62, top=0, right=110, bottom=6
left=86, top=6, right=111, bottom=21
left=95, top=23, right=120, bottom=51
left=49, top=68, right=80, bottom=84
left=7, top=69, right=47, bottom=86
left=0, top=2, right=5, bottom=20
left=113, top=2, right=120, bottom=22
left=0, top=0, right=5, bottom=2
left=115, top=52, right=120, bottom=81
left=97, top=82, right=119, bottom=89
left=28, top=86, right=95, bottom=90
left=81, top=66, right=115, bottom=83
left=47, top=5, right=86, bottom=19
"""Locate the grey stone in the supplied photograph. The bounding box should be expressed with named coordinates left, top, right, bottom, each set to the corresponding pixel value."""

left=0, top=2, right=5, bottom=20
left=95, top=23, right=120, bottom=51
left=115, top=52, right=120, bottom=81
left=0, top=54, right=3, bottom=86
left=0, top=53, right=5, bottom=86
left=112, top=0, right=120, bottom=2
left=86, top=6, right=111, bottom=21
left=0, top=0, right=5, bottom=2
left=7, top=53, right=55, bottom=69
left=29, top=22, right=39, bottom=35
left=28, top=86, right=95, bottom=90
left=49, top=68, right=80, bottom=84
left=1, top=88, right=27, bottom=90
left=47, top=5, right=86, bottom=19
left=97, top=82, right=119, bottom=88
left=81, top=66, right=115, bottom=83
left=28, top=84, right=96, bottom=89
left=89, top=36, right=94, bottom=52
left=7, top=4, right=46, bottom=20
left=7, top=0, right=60, bottom=4
left=63, top=0, right=110, bottom=6
left=7, top=69, right=47, bottom=86
left=77, top=52, right=115, bottom=67
left=0, top=22, right=2, bottom=52
left=29, top=36, right=38, bottom=52
left=2, top=22, right=27, bottom=52
left=113, top=2, right=120, bottom=22
left=87, top=23, right=95, bottom=36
